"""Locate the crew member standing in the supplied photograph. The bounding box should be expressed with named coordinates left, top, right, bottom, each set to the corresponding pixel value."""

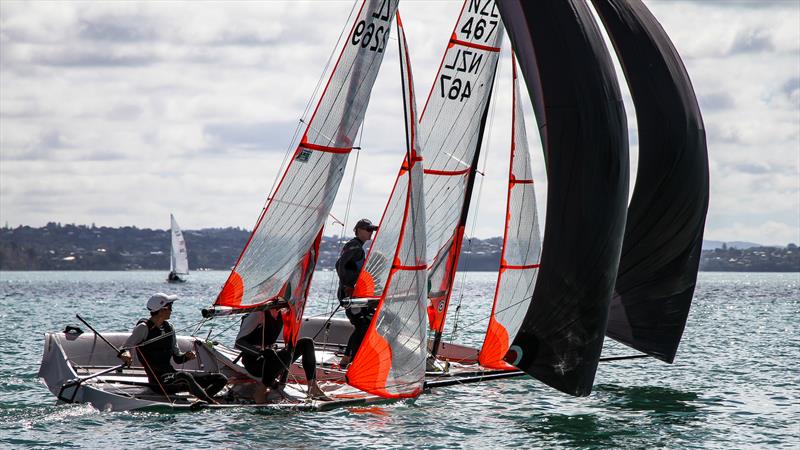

left=336, top=218, right=378, bottom=369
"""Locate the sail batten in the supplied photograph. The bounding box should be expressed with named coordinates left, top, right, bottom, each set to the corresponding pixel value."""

left=347, top=12, right=427, bottom=399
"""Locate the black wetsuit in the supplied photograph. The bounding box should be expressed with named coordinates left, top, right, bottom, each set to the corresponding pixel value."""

left=235, top=311, right=317, bottom=388
left=129, top=319, right=227, bottom=403
left=336, top=236, right=375, bottom=358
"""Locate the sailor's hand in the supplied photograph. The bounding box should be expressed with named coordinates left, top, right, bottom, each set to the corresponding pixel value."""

left=184, top=351, right=197, bottom=361
left=344, top=286, right=354, bottom=298
left=119, top=350, right=132, bottom=366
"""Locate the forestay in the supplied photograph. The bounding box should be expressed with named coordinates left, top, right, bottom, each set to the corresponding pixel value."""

left=420, top=0, right=504, bottom=340
left=478, top=55, right=541, bottom=370
left=170, top=213, right=189, bottom=275
left=347, top=12, right=427, bottom=399
left=213, top=0, right=399, bottom=346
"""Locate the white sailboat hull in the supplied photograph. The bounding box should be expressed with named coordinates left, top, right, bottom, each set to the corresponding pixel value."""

left=38, top=328, right=392, bottom=412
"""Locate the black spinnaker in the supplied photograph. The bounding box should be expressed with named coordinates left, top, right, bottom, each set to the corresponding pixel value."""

left=591, top=0, right=709, bottom=363
left=496, top=0, right=629, bottom=396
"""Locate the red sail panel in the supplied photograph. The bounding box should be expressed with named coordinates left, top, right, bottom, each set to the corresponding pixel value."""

left=420, top=0, right=504, bottom=336
left=479, top=55, right=541, bottom=370
left=215, top=0, right=399, bottom=313
left=347, top=12, right=427, bottom=398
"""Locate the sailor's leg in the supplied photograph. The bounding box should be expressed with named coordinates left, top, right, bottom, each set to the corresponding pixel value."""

left=260, top=348, right=284, bottom=388
left=162, top=371, right=215, bottom=403
left=194, top=373, right=228, bottom=398
left=294, top=337, right=317, bottom=381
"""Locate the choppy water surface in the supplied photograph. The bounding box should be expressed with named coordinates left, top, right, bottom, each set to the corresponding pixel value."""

left=0, top=271, right=797, bottom=449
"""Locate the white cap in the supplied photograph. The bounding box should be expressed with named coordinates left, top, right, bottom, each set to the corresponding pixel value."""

left=147, top=293, right=178, bottom=312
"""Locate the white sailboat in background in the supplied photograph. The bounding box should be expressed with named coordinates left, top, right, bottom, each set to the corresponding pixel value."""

left=167, top=213, right=189, bottom=283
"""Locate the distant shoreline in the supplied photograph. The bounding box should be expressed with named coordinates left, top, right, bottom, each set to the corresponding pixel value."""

left=2, top=223, right=798, bottom=272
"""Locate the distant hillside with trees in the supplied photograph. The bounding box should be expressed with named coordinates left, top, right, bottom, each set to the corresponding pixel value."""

left=0, top=223, right=797, bottom=272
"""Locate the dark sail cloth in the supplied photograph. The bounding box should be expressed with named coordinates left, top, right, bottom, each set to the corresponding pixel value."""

left=497, top=0, right=629, bottom=396
left=590, top=0, right=709, bottom=363
left=335, top=237, right=375, bottom=359
left=124, top=319, right=227, bottom=403
left=235, top=311, right=317, bottom=387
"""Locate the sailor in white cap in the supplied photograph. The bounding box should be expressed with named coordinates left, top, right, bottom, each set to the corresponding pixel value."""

left=118, top=293, right=227, bottom=405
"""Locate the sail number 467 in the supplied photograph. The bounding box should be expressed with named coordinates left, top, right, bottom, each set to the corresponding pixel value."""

left=440, top=75, right=472, bottom=102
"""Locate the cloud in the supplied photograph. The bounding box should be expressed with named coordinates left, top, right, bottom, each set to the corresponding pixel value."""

left=202, top=121, right=296, bottom=153
left=705, top=220, right=800, bottom=247
left=729, top=28, right=774, bottom=54
left=77, top=17, right=158, bottom=43
left=781, top=76, right=800, bottom=106
left=698, top=92, right=735, bottom=111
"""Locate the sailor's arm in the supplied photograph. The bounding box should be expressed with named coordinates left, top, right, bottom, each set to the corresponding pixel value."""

left=171, top=333, right=196, bottom=364
left=118, top=323, right=148, bottom=365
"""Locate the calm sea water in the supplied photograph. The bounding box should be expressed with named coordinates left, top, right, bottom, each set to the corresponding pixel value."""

left=0, top=271, right=797, bottom=449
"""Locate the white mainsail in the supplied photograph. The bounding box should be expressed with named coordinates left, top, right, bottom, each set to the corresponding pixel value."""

left=212, top=0, right=399, bottom=346
left=419, top=0, right=504, bottom=346
left=169, top=213, right=189, bottom=275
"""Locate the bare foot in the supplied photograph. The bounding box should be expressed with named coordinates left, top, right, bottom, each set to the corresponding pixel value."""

left=307, top=381, right=332, bottom=401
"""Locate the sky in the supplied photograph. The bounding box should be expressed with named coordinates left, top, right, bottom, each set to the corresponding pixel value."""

left=1, top=0, right=798, bottom=245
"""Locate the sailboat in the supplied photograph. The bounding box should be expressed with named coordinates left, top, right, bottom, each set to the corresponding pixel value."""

left=38, top=0, right=428, bottom=411
left=167, top=214, right=189, bottom=283
left=37, top=0, right=710, bottom=410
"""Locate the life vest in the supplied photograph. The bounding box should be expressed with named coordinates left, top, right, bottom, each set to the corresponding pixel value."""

left=135, top=318, right=176, bottom=384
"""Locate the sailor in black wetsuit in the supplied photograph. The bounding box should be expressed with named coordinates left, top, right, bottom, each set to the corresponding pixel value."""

left=235, top=308, right=328, bottom=399
left=336, top=218, right=378, bottom=369
left=118, top=293, right=227, bottom=405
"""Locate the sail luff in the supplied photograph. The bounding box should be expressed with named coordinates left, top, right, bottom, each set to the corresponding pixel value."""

left=497, top=0, right=629, bottom=397
left=590, top=0, right=709, bottom=363
left=347, top=12, right=427, bottom=398
left=214, top=0, right=399, bottom=311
